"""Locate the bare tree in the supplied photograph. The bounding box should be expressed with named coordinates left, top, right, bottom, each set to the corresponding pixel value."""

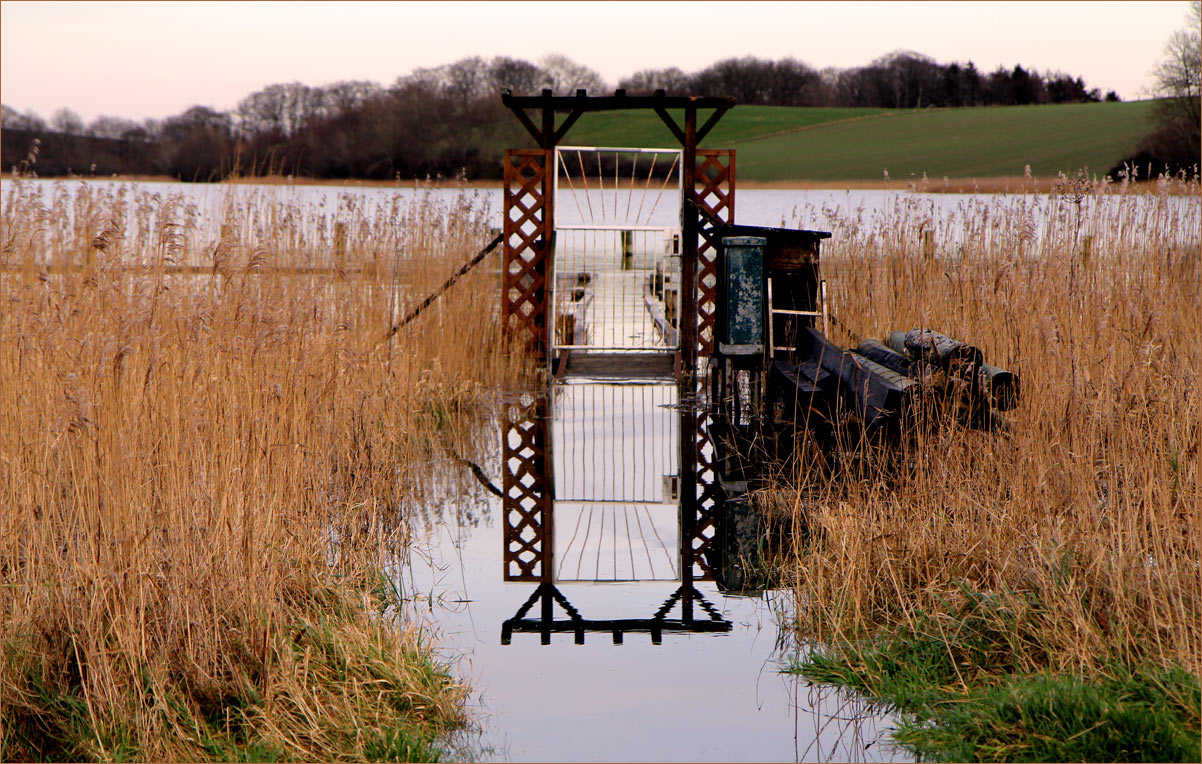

left=1, top=104, right=47, bottom=130
left=489, top=56, right=552, bottom=95
left=692, top=57, right=768, bottom=102
left=1112, top=1, right=1201, bottom=177
left=539, top=53, right=608, bottom=95
left=320, top=80, right=382, bottom=114
left=867, top=51, right=943, bottom=108
left=50, top=107, right=84, bottom=134
left=1151, top=0, right=1201, bottom=135
left=236, top=83, right=319, bottom=137
left=619, top=67, right=692, bottom=95
left=404, top=57, right=490, bottom=103
left=162, top=106, right=232, bottom=140
left=445, top=57, right=494, bottom=102
left=161, top=105, right=234, bottom=180
left=140, top=118, right=162, bottom=140
left=766, top=58, right=823, bottom=106
left=86, top=115, right=141, bottom=139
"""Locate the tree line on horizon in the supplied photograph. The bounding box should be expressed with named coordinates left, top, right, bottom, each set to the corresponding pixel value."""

left=0, top=45, right=1194, bottom=182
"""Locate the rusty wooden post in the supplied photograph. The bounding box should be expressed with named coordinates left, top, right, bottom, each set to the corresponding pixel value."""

left=681, top=107, right=699, bottom=372
left=679, top=105, right=698, bottom=622
left=537, top=93, right=557, bottom=590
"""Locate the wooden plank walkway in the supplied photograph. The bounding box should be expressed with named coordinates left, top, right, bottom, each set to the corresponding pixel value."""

left=557, top=351, right=676, bottom=380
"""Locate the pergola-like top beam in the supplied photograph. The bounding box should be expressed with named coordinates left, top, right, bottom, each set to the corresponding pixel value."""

left=501, top=88, right=736, bottom=112
left=502, top=88, right=737, bottom=148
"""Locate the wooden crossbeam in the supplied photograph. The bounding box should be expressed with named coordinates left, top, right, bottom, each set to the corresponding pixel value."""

left=509, top=107, right=543, bottom=145
left=654, top=106, right=686, bottom=145
left=503, top=89, right=736, bottom=148
left=502, top=89, right=735, bottom=112
left=551, top=108, right=585, bottom=145
left=695, top=106, right=731, bottom=143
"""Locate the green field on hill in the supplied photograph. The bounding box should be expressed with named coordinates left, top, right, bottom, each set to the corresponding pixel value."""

left=569, top=101, right=1155, bottom=181
left=567, top=106, right=891, bottom=148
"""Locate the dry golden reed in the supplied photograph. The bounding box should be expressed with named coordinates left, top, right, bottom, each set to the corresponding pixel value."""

left=0, top=178, right=528, bottom=760
left=775, top=174, right=1201, bottom=677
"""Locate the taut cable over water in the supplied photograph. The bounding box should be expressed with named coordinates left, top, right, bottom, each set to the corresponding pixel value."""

left=379, top=230, right=504, bottom=344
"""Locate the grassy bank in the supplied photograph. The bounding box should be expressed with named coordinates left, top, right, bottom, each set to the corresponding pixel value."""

left=732, top=101, right=1156, bottom=181
left=569, top=105, right=890, bottom=148
left=792, top=616, right=1200, bottom=762
left=0, top=179, right=527, bottom=760
left=571, top=101, right=1157, bottom=181
left=771, top=175, right=1201, bottom=760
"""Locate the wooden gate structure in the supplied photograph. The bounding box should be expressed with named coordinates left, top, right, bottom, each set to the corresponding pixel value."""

left=499, top=90, right=737, bottom=634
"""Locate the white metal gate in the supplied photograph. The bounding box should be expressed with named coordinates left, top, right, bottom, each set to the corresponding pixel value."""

left=552, top=147, right=683, bottom=354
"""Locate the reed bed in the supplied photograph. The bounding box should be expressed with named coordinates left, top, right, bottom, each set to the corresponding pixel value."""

left=776, top=174, right=1201, bottom=680
left=0, top=178, right=528, bottom=760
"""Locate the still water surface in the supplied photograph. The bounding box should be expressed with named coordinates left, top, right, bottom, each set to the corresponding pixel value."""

left=397, top=383, right=907, bottom=763
left=402, top=518, right=906, bottom=762
left=400, top=503, right=906, bottom=762
left=4, top=177, right=1198, bottom=262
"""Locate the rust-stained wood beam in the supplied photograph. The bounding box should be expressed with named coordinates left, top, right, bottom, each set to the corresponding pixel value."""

left=551, top=108, right=585, bottom=145
left=539, top=89, right=555, bottom=150
left=695, top=106, right=731, bottom=144
left=654, top=110, right=686, bottom=146
left=508, top=106, right=543, bottom=145
left=502, top=88, right=735, bottom=113
left=502, top=89, right=736, bottom=149
left=654, top=89, right=687, bottom=145
left=679, top=105, right=699, bottom=611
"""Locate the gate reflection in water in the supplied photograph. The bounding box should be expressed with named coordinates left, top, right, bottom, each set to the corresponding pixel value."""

left=395, top=385, right=907, bottom=761
left=502, top=380, right=732, bottom=645
left=553, top=383, right=678, bottom=581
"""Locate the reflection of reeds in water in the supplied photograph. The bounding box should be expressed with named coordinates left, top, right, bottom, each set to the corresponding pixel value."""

left=0, top=179, right=531, bottom=759
left=754, top=591, right=900, bottom=763
left=795, top=683, right=902, bottom=763
left=772, top=175, right=1201, bottom=679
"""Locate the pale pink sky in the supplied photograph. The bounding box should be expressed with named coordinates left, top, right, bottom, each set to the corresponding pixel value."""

left=1, top=1, right=1193, bottom=122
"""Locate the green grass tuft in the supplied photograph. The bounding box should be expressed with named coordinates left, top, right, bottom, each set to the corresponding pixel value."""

left=362, top=726, right=441, bottom=763
left=789, top=613, right=1201, bottom=762
left=898, top=665, right=1202, bottom=763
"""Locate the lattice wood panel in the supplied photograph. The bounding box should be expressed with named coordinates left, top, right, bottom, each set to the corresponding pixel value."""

left=693, top=150, right=735, bottom=358
left=502, top=393, right=551, bottom=582
left=688, top=149, right=734, bottom=579
left=502, top=149, right=551, bottom=352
